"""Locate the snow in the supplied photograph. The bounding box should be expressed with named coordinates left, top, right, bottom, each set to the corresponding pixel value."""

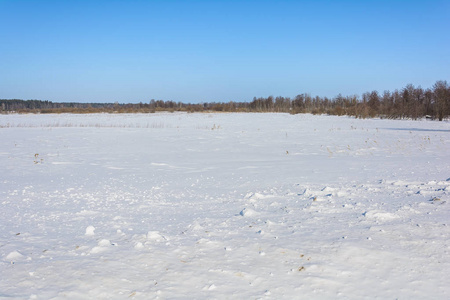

left=85, top=225, right=95, bottom=236
left=1, top=112, right=449, bottom=299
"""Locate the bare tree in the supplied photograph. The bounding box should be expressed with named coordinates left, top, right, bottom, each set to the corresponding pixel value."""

left=433, top=80, right=449, bottom=121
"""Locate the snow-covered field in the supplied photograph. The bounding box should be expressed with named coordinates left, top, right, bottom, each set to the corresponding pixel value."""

left=1, top=113, right=449, bottom=299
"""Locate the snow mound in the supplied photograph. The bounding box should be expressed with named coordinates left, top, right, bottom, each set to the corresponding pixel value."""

left=85, top=225, right=95, bottom=236
left=202, top=284, right=217, bottom=291
left=76, top=210, right=98, bottom=216
left=239, top=208, right=259, bottom=217
left=188, top=220, right=204, bottom=231
left=363, top=210, right=400, bottom=221
left=97, top=239, right=111, bottom=247
left=253, top=192, right=267, bottom=199
left=134, top=242, right=144, bottom=249
left=5, top=251, right=25, bottom=261
left=321, top=186, right=335, bottom=192
left=90, top=247, right=106, bottom=254
left=90, top=240, right=114, bottom=254
left=147, top=231, right=166, bottom=242
left=245, top=192, right=269, bottom=201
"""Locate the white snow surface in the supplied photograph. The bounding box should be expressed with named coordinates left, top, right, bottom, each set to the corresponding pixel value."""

left=1, top=112, right=449, bottom=299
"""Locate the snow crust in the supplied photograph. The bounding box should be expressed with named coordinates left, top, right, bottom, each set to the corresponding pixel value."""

left=0, top=113, right=449, bottom=299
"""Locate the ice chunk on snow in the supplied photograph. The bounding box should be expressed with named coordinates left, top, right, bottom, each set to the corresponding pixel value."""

left=85, top=225, right=95, bottom=236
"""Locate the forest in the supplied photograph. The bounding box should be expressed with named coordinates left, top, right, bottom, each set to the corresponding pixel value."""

left=1, top=80, right=449, bottom=120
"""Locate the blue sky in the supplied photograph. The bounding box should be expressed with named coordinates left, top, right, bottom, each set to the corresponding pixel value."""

left=1, top=0, right=449, bottom=103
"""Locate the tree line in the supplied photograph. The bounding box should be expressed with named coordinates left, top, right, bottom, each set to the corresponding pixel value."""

left=1, top=80, right=449, bottom=120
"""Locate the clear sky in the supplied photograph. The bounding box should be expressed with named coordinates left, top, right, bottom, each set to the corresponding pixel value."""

left=1, top=0, right=449, bottom=103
